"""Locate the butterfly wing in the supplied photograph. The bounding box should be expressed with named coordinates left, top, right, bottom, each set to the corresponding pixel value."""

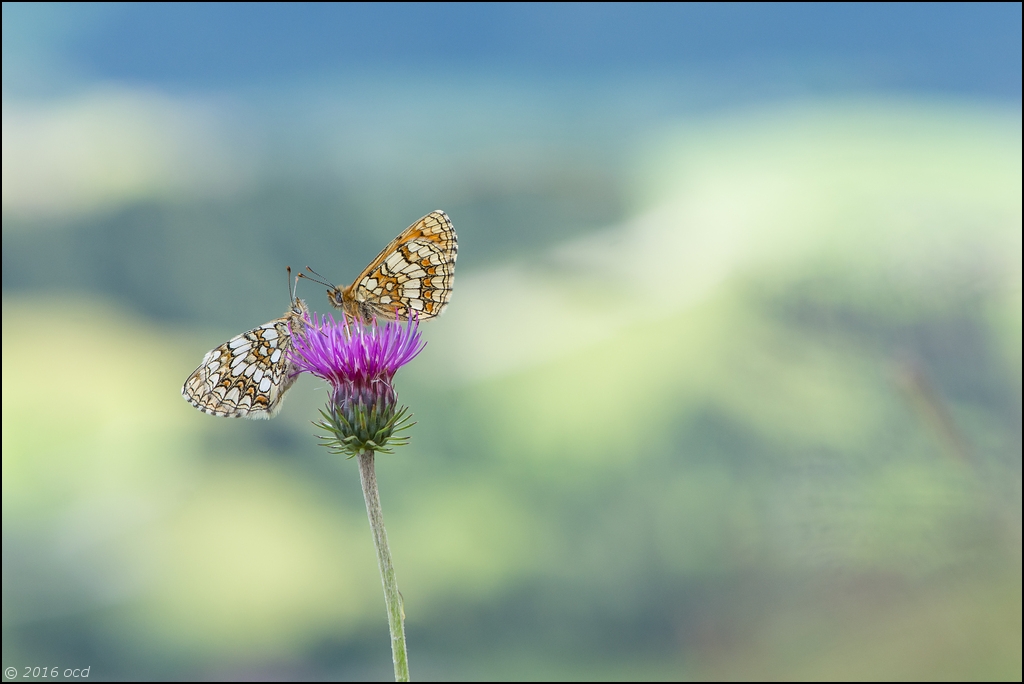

left=338, top=210, right=457, bottom=321
left=182, top=305, right=306, bottom=419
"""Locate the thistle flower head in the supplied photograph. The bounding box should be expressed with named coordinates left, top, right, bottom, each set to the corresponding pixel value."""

left=290, top=312, right=424, bottom=456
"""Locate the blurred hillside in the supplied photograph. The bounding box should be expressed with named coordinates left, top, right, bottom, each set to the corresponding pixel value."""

left=4, top=96, right=1020, bottom=680
left=2, top=82, right=634, bottom=330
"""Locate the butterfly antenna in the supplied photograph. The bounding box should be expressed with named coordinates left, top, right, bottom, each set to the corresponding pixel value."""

left=299, top=266, right=337, bottom=290
left=287, top=266, right=295, bottom=301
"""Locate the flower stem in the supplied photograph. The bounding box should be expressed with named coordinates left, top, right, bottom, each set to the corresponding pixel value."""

left=358, top=451, right=410, bottom=682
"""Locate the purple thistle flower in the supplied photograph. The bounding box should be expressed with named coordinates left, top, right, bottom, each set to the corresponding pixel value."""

left=289, top=312, right=425, bottom=456
left=290, top=311, right=424, bottom=386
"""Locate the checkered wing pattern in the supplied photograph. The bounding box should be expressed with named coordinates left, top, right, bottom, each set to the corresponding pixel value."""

left=329, top=210, right=457, bottom=321
left=182, top=300, right=307, bottom=418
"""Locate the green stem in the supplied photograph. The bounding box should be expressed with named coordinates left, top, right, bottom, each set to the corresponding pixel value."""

left=358, top=451, right=410, bottom=682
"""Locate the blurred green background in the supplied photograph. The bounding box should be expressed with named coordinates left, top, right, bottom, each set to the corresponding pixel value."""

left=3, top=4, right=1021, bottom=681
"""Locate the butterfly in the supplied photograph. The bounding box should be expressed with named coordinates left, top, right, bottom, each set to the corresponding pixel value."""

left=182, top=271, right=308, bottom=419
left=301, top=210, right=457, bottom=322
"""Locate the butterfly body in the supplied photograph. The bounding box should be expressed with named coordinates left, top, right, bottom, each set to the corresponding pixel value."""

left=325, top=210, right=457, bottom=322
left=182, top=298, right=308, bottom=418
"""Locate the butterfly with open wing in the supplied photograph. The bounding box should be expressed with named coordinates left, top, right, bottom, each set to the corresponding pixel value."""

left=301, top=210, right=457, bottom=322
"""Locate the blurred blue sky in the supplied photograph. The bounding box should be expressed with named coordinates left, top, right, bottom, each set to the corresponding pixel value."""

left=3, top=2, right=1021, bottom=99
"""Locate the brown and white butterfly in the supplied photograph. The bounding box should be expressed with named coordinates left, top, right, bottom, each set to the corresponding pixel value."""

left=302, top=210, right=457, bottom=322
left=182, top=273, right=307, bottom=419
